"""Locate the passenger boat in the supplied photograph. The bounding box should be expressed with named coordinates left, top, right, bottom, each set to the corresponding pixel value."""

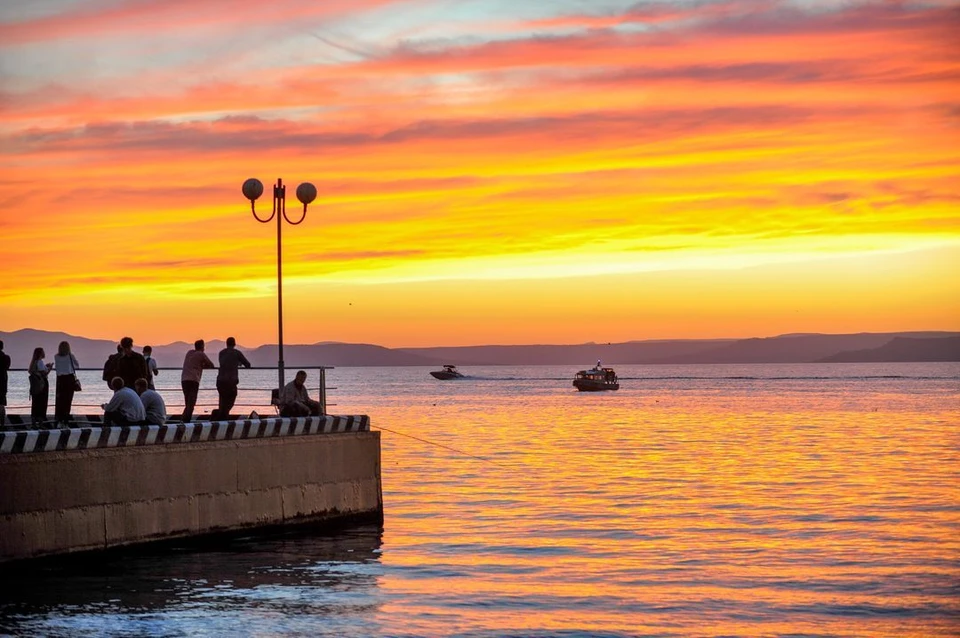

left=430, top=364, right=465, bottom=380
left=573, top=364, right=619, bottom=391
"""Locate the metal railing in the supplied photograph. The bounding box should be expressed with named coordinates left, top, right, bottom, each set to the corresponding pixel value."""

left=3, top=366, right=335, bottom=418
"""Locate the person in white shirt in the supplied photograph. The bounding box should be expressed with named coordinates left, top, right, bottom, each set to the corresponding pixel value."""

left=53, top=340, right=81, bottom=426
left=28, top=347, right=53, bottom=425
left=143, top=345, right=160, bottom=390
left=135, top=378, right=167, bottom=426
left=101, top=377, right=146, bottom=426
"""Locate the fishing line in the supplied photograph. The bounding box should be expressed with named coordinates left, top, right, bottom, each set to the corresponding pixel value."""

left=374, top=424, right=509, bottom=468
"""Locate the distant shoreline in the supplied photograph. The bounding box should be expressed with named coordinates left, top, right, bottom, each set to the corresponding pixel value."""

left=2, top=329, right=958, bottom=367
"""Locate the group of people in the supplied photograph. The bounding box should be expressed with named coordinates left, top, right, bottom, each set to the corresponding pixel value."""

left=24, top=341, right=83, bottom=426
left=0, top=336, right=323, bottom=427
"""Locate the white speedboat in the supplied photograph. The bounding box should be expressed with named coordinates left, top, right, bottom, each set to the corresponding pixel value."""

left=430, top=365, right=465, bottom=380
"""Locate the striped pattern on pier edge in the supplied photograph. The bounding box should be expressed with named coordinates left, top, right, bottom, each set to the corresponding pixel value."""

left=0, top=415, right=370, bottom=455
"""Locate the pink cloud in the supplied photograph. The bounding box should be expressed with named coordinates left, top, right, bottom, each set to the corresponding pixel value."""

left=0, top=0, right=399, bottom=45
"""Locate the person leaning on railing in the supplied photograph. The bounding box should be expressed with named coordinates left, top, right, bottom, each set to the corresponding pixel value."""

left=181, top=339, right=215, bottom=423
left=278, top=370, right=322, bottom=417
left=216, top=337, right=251, bottom=419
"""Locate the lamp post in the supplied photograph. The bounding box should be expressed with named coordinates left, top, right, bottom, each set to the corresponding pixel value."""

left=242, top=177, right=317, bottom=392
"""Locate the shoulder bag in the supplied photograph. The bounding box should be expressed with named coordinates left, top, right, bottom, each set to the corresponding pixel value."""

left=72, top=356, right=82, bottom=392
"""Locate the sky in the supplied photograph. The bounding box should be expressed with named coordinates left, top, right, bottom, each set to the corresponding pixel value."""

left=1, top=0, right=958, bottom=348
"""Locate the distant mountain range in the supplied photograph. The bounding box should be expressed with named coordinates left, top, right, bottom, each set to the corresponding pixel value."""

left=1, top=329, right=957, bottom=369
left=818, top=336, right=960, bottom=363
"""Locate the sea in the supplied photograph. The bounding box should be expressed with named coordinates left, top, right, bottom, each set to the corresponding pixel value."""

left=1, top=363, right=958, bottom=637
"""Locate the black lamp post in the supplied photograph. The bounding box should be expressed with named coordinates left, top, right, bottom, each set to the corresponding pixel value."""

left=242, top=177, right=317, bottom=391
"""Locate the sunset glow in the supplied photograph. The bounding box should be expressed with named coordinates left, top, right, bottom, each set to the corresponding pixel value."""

left=1, top=0, right=958, bottom=346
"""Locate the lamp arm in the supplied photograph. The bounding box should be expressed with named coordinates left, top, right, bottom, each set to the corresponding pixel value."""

left=251, top=201, right=276, bottom=224
left=282, top=206, right=307, bottom=225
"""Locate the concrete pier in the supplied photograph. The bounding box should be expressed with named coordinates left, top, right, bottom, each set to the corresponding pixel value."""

left=0, top=416, right=382, bottom=563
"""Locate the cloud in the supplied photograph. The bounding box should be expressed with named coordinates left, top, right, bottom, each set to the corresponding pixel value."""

left=0, top=0, right=400, bottom=46
left=300, top=249, right=427, bottom=262
left=521, top=0, right=778, bottom=30
left=520, top=0, right=959, bottom=39
left=5, top=104, right=841, bottom=157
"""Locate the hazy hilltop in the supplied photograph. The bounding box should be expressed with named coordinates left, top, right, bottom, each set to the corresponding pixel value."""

left=647, top=332, right=959, bottom=364
left=1, top=329, right=957, bottom=369
left=818, top=336, right=960, bottom=363
left=0, top=330, right=442, bottom=369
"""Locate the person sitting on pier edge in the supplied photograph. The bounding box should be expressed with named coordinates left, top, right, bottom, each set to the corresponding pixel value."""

left=181, top=339, right=215, bottom=422
left=115, top=336, right=148, bottom=391
left=101, top=376, right=146, bottom=426
left=278, top=370, right=322, bottom=417
left=143, top=345, right=160, bottom=390
left=102, top=344, right=121, bottom=389
left=0, top=340, right=10, bottom=426
left=134, top=378, right=167, bottom=426
left=216, top=337, right=251, bottom=419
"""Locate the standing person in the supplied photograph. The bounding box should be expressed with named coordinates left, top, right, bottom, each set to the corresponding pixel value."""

left=100, top=377, right=146, bottom=426
left=216, top=337, right=251, bottom=419
left=53, top=341, right=81, bottom=426
left=102, top=344, right=122, bottom=389
left=278, top=370, right=322, bottom=417
left=181, top=339, right=215, bottom=422
left=143, top=345, right=160, bottom=390
left=28, top=347, right=53, bottom=426
left=0, top=340, right=10, bottom=427
left=135, top=378, right=167, bottom=426
left=115, top=337, right=148, bottom=391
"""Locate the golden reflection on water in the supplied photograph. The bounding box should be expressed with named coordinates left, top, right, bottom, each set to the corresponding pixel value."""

left=358, top=366, right=960, bottom=636
left=1, top=365, right=954, bottom=636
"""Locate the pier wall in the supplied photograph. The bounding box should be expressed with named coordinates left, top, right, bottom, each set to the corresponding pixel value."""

left=0, top=417, right=382, bottom=563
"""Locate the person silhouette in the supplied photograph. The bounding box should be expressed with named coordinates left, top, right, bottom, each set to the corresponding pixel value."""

left=0, top=340, right=10, bottom=426
left=181, top=339, right=215, bottom=422
left=143, top=345, right=160, bottom=390
left=28, top=347, right=53, bottom=426
left=216, top=337, right=251, bottom=419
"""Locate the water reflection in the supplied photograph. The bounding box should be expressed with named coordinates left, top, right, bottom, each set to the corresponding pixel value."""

left=1, top=364, right=958, bottom=636
left=0, top=525, right=384, bottom=637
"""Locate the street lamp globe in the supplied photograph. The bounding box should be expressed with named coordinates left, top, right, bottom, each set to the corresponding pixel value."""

left=296, top=182, right=317, bottom=208
left=242, top=178, right=264, bottom=202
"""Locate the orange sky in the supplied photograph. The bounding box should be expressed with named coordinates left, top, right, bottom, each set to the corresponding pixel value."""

left=1, top=0, right=958, bottom=347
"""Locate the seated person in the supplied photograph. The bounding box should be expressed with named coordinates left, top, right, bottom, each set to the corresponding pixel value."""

left=134, top=378, right=167, bottom=426
left=101, top=376, right=146, bottom=426
left=278, top=370, right=322, bottom=417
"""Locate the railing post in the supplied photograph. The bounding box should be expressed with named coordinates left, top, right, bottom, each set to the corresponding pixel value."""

left=319, top=367, right=327, bottom=415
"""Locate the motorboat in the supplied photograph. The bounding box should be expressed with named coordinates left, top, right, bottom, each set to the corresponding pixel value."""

left=430, top=364, right=465, bottom=380
left=573, top=364, right=619, bottom=391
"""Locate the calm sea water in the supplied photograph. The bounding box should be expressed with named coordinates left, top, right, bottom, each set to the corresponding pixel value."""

left=1, top=363, right=958, bottom=637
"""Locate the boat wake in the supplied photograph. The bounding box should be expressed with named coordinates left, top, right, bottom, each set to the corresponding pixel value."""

left=440, top=374, right=958, bottom=382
